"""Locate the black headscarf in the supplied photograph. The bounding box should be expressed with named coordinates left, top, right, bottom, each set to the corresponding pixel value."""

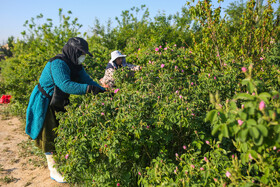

left=49, top=37, right=92, bottom=80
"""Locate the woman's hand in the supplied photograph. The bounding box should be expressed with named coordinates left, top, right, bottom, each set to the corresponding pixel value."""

left=87, top=85, right=105, bottom=95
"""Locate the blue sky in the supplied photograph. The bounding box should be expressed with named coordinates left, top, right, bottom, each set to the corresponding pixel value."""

left=0, top=0, right=278, bottom=44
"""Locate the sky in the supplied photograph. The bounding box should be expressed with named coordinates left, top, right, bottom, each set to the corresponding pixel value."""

left=0, top=0, right=278, bottom=44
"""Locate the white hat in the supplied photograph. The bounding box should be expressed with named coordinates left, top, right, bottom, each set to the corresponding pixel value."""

left=110, top=50, right=126, bottom=62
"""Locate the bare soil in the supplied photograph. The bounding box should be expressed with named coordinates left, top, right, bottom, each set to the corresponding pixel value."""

left=0, top=105, right=69, bottom=187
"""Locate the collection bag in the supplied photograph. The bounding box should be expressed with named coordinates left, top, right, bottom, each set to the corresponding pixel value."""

left=49, top=62, right=70, bottom=112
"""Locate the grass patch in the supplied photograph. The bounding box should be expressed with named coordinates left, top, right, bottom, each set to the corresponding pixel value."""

left=18, top=139, right=47, bottom=168
left=0, top=176, right=16, bottom=183
left=0, top=164, right=3, bottom=171
left=24, top=181, right=32, bottom=186
left=3, top=147, right=9, bottom=152
left=0, top=106, right=11, bottom=120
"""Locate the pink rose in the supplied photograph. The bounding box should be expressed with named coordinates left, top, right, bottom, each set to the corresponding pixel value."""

left=226, top=171, right=231, bottom=178
left=249, top=153, right=253, bottom=160
left=204, top=157, right=208, bottom=162
left=238, top=120, right=244, bottom=126
left=259, top=101, right=265, bottom=110
left=241, top=67, right=247, bottom=73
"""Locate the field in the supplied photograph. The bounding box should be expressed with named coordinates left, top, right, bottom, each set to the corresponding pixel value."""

left=0, top=0, right=279, bottom=186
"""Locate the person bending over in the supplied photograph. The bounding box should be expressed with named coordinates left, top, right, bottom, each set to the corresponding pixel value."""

left=100, top=50, right=141, bottom=88
left=25, top=37, right=105, bottom=183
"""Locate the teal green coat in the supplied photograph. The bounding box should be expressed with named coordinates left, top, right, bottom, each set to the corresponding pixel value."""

left=26, top=59, right=104, bottom=140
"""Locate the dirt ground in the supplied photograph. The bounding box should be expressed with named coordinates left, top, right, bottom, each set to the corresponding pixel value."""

left=0, top=105, right=69, bottom=187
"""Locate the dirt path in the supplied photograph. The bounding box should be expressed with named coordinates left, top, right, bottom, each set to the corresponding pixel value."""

left=0, top=105, right=69, bottom=187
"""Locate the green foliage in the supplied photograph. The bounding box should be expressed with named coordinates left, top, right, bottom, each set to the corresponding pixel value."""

left=206, top=68, right=280, bottom=185
left=0, top=36, right=14, bottom=57
left=0, top=0, right=279, bottom=186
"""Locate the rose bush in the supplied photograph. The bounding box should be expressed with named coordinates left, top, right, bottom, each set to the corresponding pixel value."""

left=0, top=0, right=279, bottom=186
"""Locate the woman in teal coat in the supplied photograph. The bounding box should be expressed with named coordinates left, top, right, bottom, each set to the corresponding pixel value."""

left=25, top=37, right=105, bottom=183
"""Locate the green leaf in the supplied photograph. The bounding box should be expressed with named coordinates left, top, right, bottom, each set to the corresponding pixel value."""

left=241, top=142, right=248, bottom=152
left=258, top=92, right=271, bottom=103
left=235, top=93, right=255, bottom=100
left=254, top=135, right=263, bottom=146
left=211, top=124, right=221, bottom=135
left=249, top=150, right=258, bottom=158
left=248, top=106, right=255, bottom=115
left=238, top=129, right=249, bottom=142
left=246, top=119, right=257, bottom=126
left=220, top=112, right=227, bottom=123
left=229, top=101, right=237, bottom=110
left=241, top=78, right=250, bottom=85
left=249, top=127, right=260, bottom=139
left=248, top=81, right=255, bottom=93
left=205, top=110, right=218, bottom=123
left=257, top=125, right=268, bottom=137
left=221, top=124, right=229, bottom=138
left=240, top=112, right=247, bottom=121
left=241, top=153, right=246, bottom=164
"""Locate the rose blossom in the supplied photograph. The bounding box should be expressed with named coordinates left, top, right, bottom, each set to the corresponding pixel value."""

left=238, top=120, right=244, bottom=126
left=226, top=171, right=231, bottom=178
left=259, top=101, right=265, bottom=110
left=241, top=67, right=247, bottom=73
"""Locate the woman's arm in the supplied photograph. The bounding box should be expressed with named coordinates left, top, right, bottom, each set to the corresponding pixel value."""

left=101, top=68, right=115, bottom=88
left=78, top=67, right=105, bottom=90
left=51, top=60, right=88, bottom=95
left=122, top=59, right=141, bottom=71
left=126, top=63, right=141, bottom=71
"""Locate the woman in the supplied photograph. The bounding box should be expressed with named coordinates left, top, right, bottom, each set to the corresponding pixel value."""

left=25, top=37, right=105, bottom=183
left=99, top=50, right=141, bottom=88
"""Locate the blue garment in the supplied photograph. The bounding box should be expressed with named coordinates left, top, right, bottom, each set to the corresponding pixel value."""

left=26, top=59, right=105, bottom=140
